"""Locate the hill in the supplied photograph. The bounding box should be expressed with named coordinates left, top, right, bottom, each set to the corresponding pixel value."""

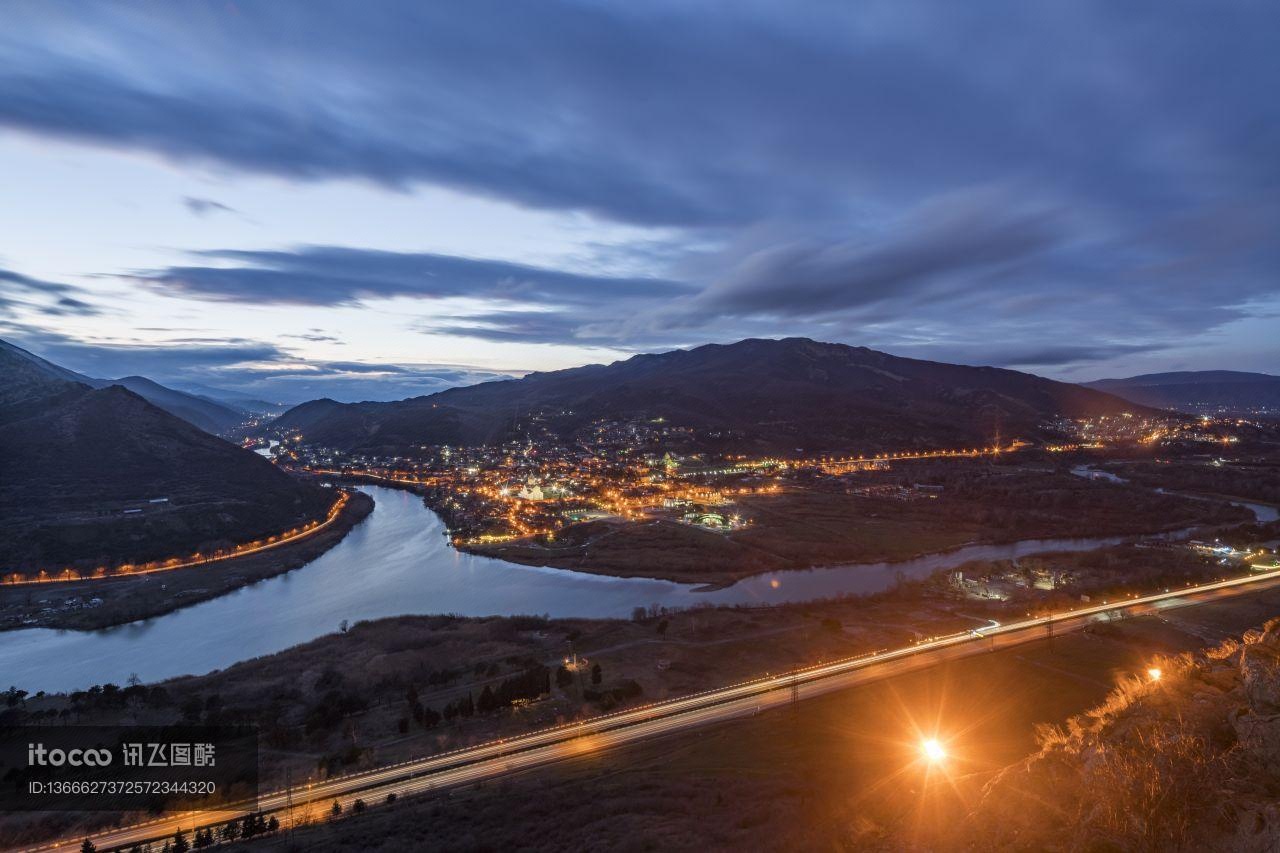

left=0, top=345, right=332, bottom=574
left=273, top=337, right=1155, bottom=454
left=1086, top=370, right=1280, bottom=416
left=0, top=339, right=247, bottom=433
left=0, top=339, right=88, bottom=423
left=103, top=375, right=247, bottom=433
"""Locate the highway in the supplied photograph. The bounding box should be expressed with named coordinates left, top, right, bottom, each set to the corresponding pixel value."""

left=20, top=565, right=1280, bottom=852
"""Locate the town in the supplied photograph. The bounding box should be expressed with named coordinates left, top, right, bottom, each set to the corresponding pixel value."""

left=255, top=411, right=1277, bottom=582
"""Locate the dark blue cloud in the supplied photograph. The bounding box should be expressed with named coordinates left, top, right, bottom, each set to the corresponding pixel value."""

left=129, top=245, right=692, bottom=307
left=0, top=326, right=513, bottom=403
left=2, top=1, right=1278, bottom=375
left=2, top=1, right=1276, bottom=228
left=0, top=265, right=101, bottom=317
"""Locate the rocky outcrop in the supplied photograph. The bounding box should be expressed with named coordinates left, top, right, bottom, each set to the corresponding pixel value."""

left=1239, top=618, right=1280, bottom=712
left=961, top=617, right=1280, bottom=852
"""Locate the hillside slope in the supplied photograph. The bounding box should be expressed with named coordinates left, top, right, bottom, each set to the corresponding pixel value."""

left=104, top=374, right=247, bottom=433
left=0, top=339, right=88, bottom=423
left=274, top=337, right=1154, bottom=454
left=1087, top=370, right=1280, bottom=415
left=0, top=346, right=331, bottom=573
left=0, top=339, right=247, bottom=433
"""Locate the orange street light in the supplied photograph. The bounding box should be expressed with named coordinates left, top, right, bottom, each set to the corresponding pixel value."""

left=1147, top=667, right=1162, bottom=682
left=921, top=738, right=946, bottom=764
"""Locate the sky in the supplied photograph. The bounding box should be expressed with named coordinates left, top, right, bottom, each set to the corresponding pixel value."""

left=0, top=0, right=1277, bottom=403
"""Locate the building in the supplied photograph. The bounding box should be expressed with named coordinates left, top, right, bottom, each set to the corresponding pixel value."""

left=517, top=476, right=545, bottom=501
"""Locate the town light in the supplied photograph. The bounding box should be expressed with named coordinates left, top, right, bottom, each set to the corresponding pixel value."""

left=920, top=738, right=946, bottom=763
left=1147, top=667, right=1162, bottom=682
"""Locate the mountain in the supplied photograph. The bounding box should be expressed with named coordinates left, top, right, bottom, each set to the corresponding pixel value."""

left=103, top=375, right=247, bottom=433
left=0, top=339, right=88, bottom=422
left=0, top=339, right=247, bottom=433
left=272, top=337, right=1154, bottom=454
left=1086, top=370, right=1280, bottom=415
left=172, top=381, right=289, bottom=416
left=0, top=343, right=332, bottom=573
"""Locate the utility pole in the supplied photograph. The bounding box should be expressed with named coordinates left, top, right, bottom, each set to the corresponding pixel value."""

left=285, top=766, right=294, bottom=840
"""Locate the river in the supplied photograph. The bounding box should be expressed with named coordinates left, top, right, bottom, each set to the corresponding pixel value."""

left=1, top=483, right=1272, bottom=693
left=1070, top=465, right=1278, bottom=523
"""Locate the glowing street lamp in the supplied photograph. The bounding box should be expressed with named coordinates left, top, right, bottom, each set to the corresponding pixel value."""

left=1147, top=667, right=1162, bottom=682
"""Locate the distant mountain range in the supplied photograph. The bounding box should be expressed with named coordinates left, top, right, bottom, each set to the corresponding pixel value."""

left=0, top=341, right=331, bottom=572
left=0, top=339, right=247, bottom=433
left=1086, top=370, right=1280, bottom=416
left=170, top=382, right=289, bottom=417
left=273, top=337, right=1153, bottom=454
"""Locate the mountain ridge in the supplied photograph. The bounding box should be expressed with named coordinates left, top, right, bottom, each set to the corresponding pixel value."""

left=272, top=337, right=1157, bottom=454
left=1086, top=369, right=1280, bottom=415
left=0, top=339, right=247, bottom=433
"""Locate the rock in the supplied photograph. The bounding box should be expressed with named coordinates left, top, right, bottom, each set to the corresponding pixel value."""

left=1200, top=664, right=1240, bottom=692
left=1230, top=709, right=1280, bottom=765
left=1240, top=643, right=1280, bottom=713
left=1225, top=801, right=1280, bottom=853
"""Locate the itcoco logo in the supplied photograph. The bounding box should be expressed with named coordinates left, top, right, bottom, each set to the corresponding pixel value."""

left=27, top=744, right=113, bottom=767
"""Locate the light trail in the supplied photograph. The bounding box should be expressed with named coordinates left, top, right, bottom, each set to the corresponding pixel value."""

left=19, top=564, right=1280, bottom=852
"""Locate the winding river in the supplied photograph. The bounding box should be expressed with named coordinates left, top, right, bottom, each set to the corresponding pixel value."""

left=2, top=483, right=1274, bottom=693
left=1070, top=465, right=1278, bottom=523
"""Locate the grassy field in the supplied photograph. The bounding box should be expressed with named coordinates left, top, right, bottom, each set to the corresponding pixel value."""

left=1112, top=457, right=1280, bottom=505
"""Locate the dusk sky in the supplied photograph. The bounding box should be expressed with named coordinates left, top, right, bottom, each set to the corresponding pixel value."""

left=1, top=1, right=1277, bottom=402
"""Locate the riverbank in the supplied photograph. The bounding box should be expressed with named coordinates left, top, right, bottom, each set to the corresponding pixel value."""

left=0, top=490, right=373, bottom=632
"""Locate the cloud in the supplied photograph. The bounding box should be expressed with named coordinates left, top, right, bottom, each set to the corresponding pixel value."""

left=426, top=309, right=625, bottom=347
left=182, top=196, right=237, bottom=217
left=415, top=184, right=1279, bottom=367
left=2, top=2, right=1276, bottom=230
left=5, top=333, right=286, bottom=378
left=680, top=193, right=1062, bottom=320
left=0, top=326, right=514, bottom=403
left=126, top=245, right=693, bottom=307
left=2, top=2, right=1278, bottom=377
left=0, top=265, right=101, bottom=317
left=889, top=341, right=1170, bottom=371
left=282, top=330, right=343, bottom=343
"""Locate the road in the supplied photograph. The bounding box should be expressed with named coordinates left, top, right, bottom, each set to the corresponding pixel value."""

left=20, top=566, right=1280, bottom=852
left=1, top=492, right=350, bottom=588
